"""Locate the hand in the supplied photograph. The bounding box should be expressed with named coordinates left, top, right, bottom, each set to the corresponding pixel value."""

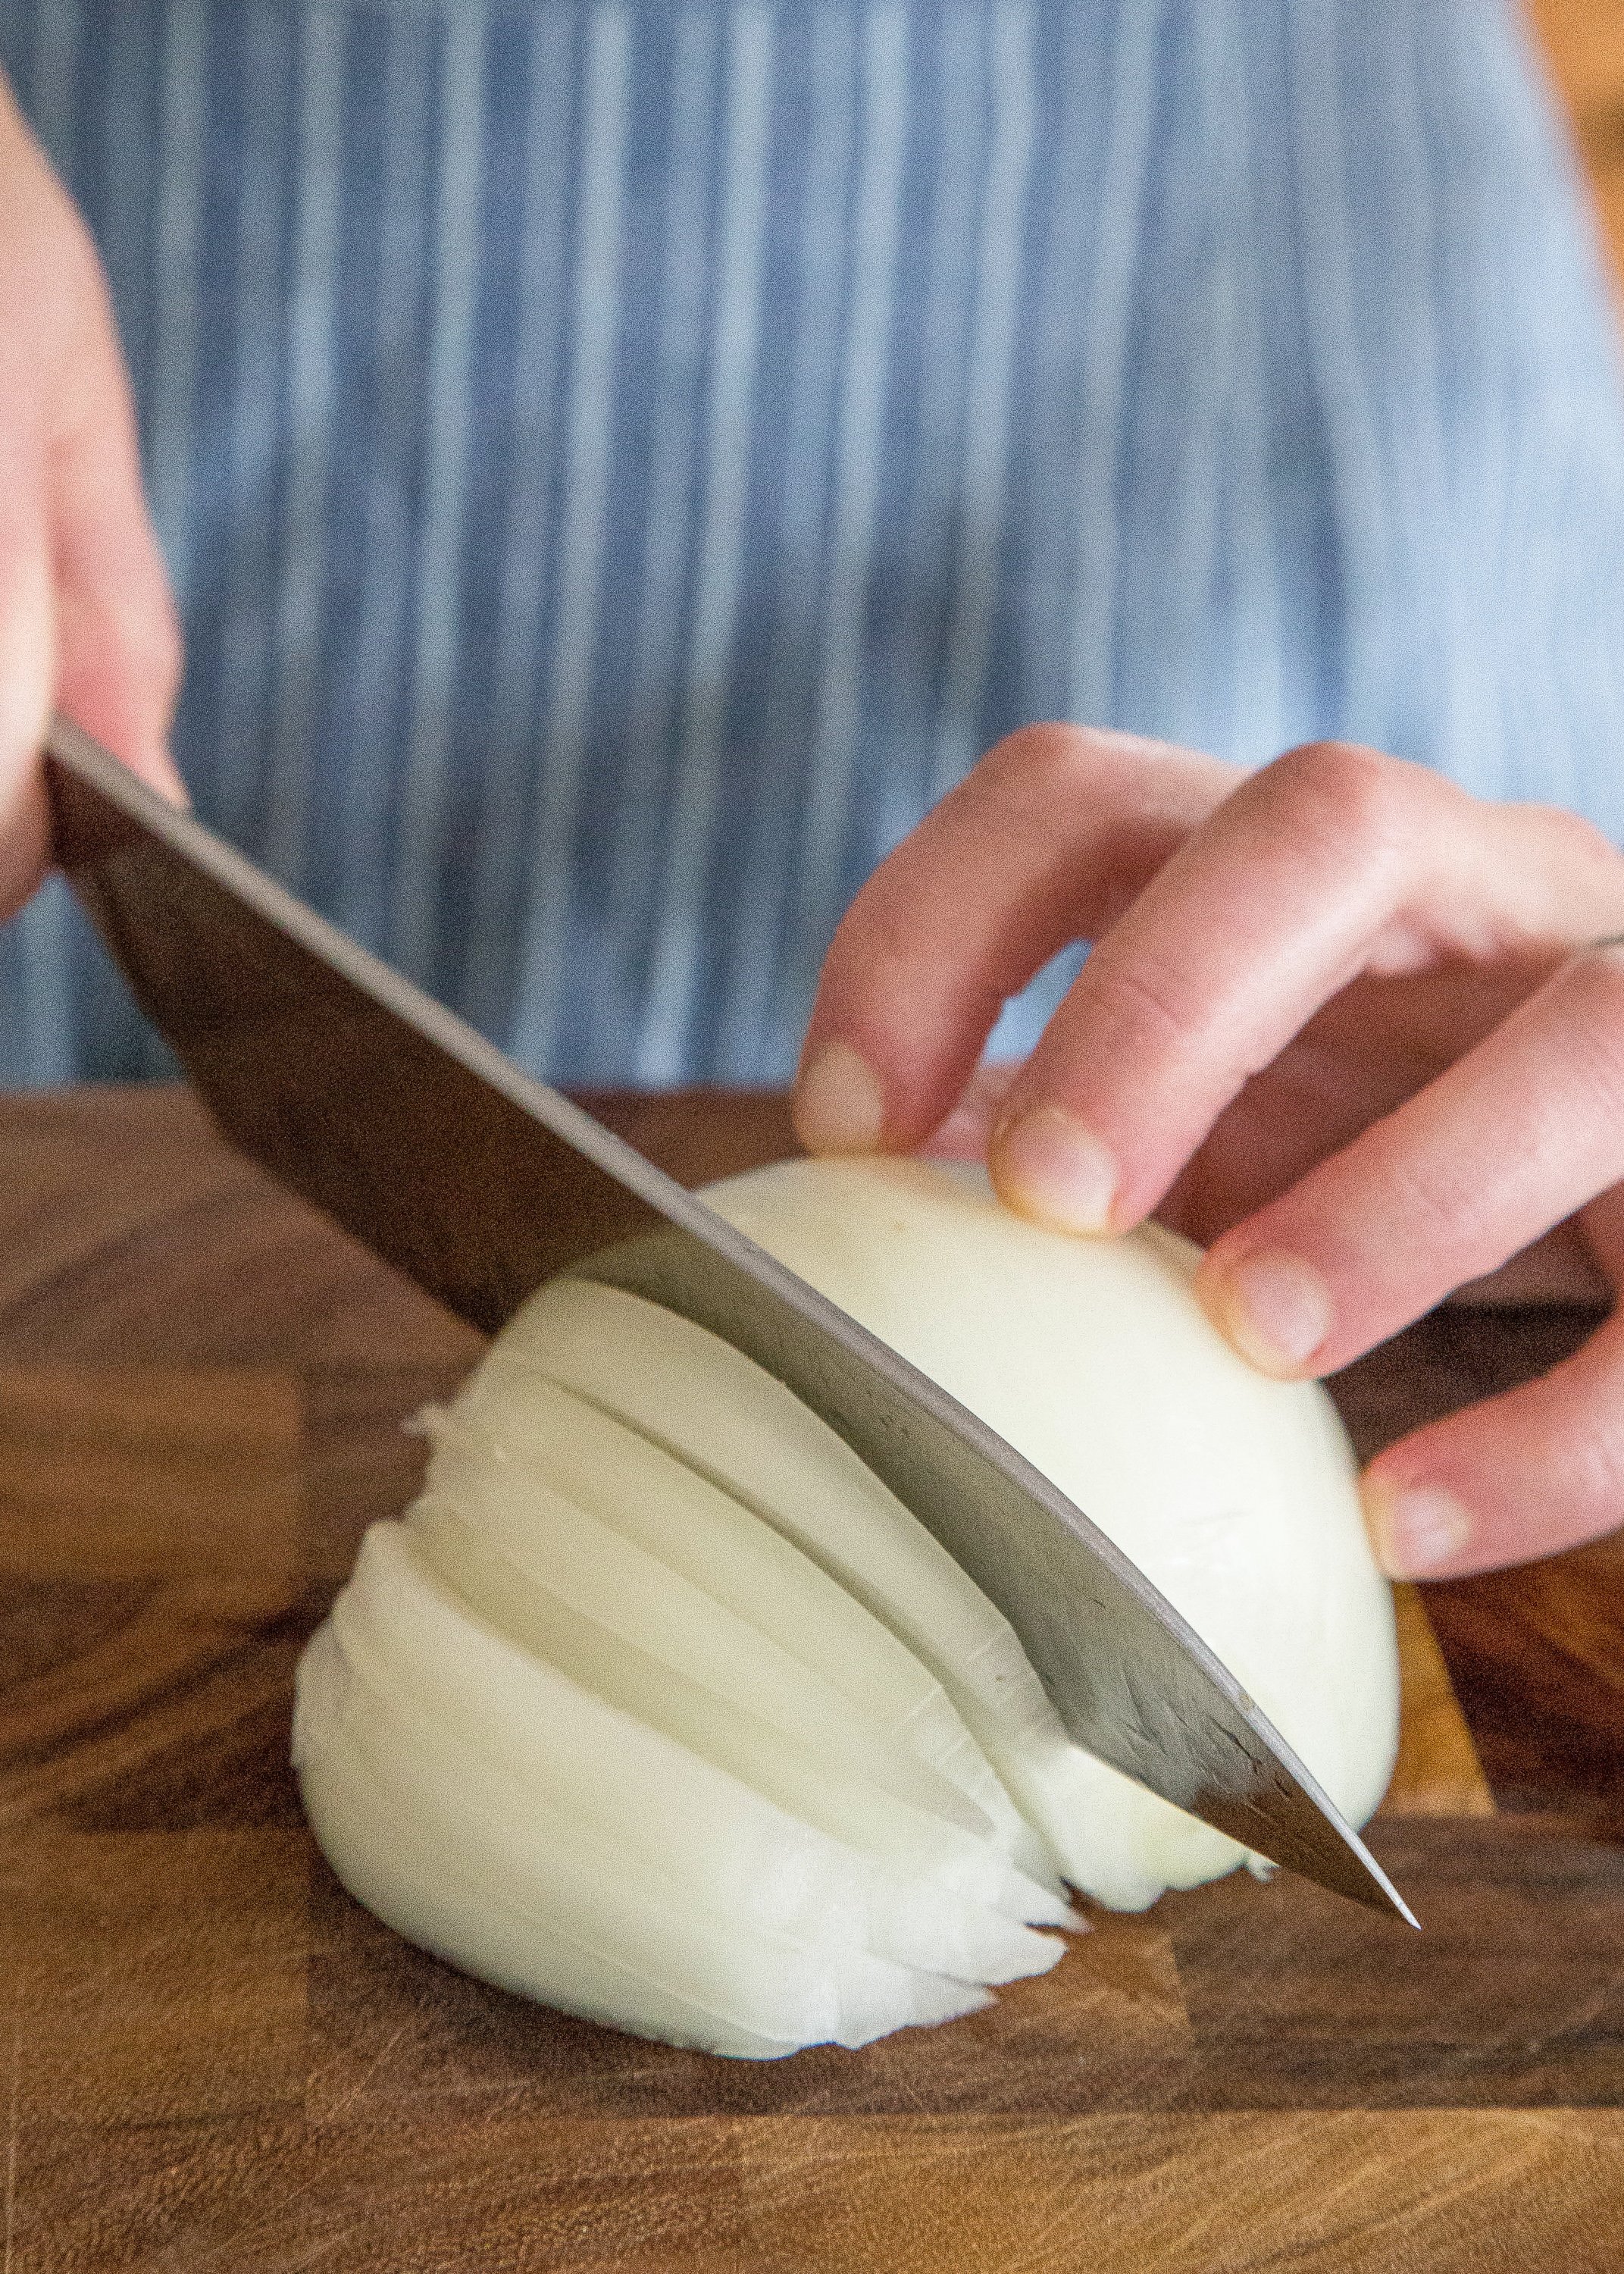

left=793, top=723, right=1624, bottom=1580
left=0, top=71, right=183, bottom=922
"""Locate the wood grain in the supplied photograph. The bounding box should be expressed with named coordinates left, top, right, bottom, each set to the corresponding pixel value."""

left=2, top=1088, right=1622, bottom=2272
left=1380, top=1585, right=1494, bottom=1819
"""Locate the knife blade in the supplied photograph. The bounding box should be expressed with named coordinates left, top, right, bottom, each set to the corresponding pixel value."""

left=44, top=715, right=1414, bottom=1924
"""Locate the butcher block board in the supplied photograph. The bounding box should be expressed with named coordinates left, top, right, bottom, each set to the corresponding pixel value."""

left=2, top=1088, right=1622, bottom=2272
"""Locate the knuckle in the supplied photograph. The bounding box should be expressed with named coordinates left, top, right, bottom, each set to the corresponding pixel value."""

left=972, top=719, right=1206, bottom=810
left=1556, top=948, right=1624, bottom=1092
left=1494, top=966, right=1624, bottom=1204
left=974, top=721, right=1104, bottom=810
left=1522, top=800, right=1624, bottom=922
left=967, top=723, right=1231, bottom=857
left=1080, top=953, right=1202, bottom=1062
left=1537, top=802, right=1619, bottom=872
left=1375, top=1144, right=1488, bottom=1254
left=1259, top=740, right=1447, bottom=868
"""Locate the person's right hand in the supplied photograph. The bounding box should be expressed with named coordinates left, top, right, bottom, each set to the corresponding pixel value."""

left=0, top=70, right=183, bottom=923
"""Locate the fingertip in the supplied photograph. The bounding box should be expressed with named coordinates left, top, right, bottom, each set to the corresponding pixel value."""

left=1197, top=1247, right=1334, bottom=1378
left=793, top=1038, right=887, bottom=1156
left=1361, top=1476, right=1475, bottom=1580
left=988, top=1102, right=1119, bottom=1234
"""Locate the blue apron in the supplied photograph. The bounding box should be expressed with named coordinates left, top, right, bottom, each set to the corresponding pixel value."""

left=4, top=0, right=1623, bottom=1085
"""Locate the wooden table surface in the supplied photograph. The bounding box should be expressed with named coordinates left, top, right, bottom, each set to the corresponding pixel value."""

left=2, top=1086, right=1622, bottom=2272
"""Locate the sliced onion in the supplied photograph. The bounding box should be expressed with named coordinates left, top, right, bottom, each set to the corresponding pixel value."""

left=297, top=1528, right=1057, bottom=2048
left=295, top=1154, right=1398, bottom=2054
left=415, top=1385, right=1035, bottom=1859
left=301, top=1639, right=994, bottom=2053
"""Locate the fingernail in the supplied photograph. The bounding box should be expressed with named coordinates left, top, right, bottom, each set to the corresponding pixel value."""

left=993, top=1104, right=1117, bottom=1233
left=1366, top=1483, right=1473, bottom=1577
left=1216, top=1250, right=1334, bottom=1374
left=793, top=1040, right=886, bottom=1154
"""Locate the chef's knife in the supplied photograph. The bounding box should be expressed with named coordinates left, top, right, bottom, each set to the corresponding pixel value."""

left=43, top=715, right=1415, bottom=1924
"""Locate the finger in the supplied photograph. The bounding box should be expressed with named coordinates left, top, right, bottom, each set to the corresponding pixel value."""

left=1362, top=1301, right=1624, bottom=1577
left=48, top=239, right=183, bottom=800
left=793, top=723, right=1238, bottom=1156
left=987, top=742, right=1624, bottom=1236
left=1196, top=942, right=1624, bottom=1377
left=0, top=478, right=56, bottom=920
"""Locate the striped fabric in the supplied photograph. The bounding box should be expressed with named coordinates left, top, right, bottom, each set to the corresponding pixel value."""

left=3, top=0, right=1624, bottom=1086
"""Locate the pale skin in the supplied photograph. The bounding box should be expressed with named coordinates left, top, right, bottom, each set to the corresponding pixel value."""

left=3, top=76, right=1620, bottom=1586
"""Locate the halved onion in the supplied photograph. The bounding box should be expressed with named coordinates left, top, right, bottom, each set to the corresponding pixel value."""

left=294, top=1154, right=1399, bottom=2054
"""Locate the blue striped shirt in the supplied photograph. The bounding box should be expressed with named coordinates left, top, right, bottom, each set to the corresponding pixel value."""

left=3, top=0, right=1623, bottom=1085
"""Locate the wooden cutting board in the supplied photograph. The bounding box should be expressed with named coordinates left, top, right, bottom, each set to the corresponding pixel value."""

left=2, top=1088, right=1622, bottom=2272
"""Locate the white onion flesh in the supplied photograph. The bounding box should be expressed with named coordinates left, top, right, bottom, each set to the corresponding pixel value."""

left=417, top=1383, right=1041, bottom=1866
left=406, top=1503, right=1059, bottom=1920
left=298, top=1545, right=1050, bottom=2045
left=295, top=1154, right=1399, bottom=2056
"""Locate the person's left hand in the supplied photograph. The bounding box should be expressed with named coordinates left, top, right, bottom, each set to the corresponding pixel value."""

left=791, top=724, right=1624, bottom=1581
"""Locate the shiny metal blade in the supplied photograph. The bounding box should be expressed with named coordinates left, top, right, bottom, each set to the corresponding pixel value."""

left=44, top=716, right=1415, bottom=1925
